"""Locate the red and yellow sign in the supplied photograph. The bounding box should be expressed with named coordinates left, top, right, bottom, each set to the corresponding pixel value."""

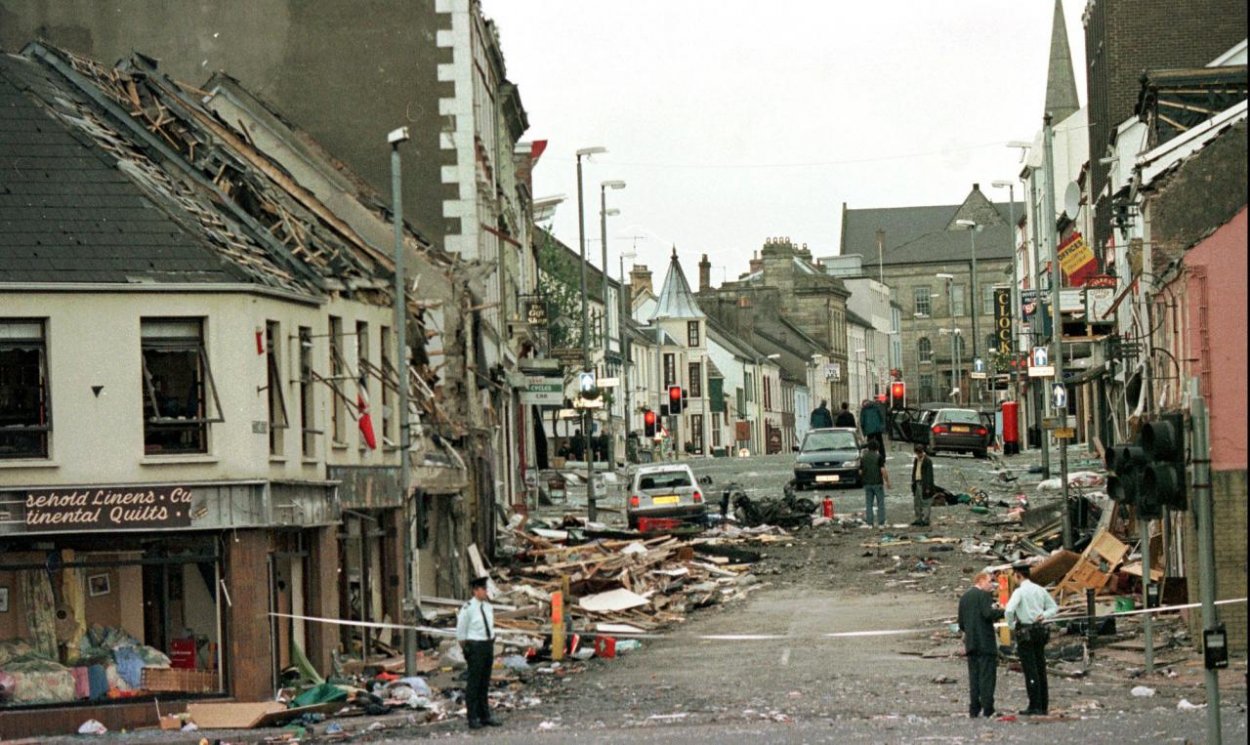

left=1057, top=232, right=1097, bottom=286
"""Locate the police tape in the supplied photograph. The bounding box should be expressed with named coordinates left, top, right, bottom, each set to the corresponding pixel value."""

left=271, top=596, right=1245, bottom=643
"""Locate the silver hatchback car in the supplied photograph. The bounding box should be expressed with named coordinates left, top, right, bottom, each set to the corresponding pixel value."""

left=626, top=463, right=707, bottom=529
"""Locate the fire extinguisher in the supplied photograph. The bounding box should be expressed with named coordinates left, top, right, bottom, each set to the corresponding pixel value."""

left=822, top=497, right=834, bottom=518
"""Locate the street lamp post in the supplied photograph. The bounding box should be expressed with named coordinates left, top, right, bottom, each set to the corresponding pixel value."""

left=619, top=249, right=636, bottom=458
left=600, top=180, right=626, bottom=468
left=388, top=126, right=418, bottom=676
left=937, top=273, right=957, bottom=400
left=992, top=180, right=1019, bottom=442
left=1041, top=115, right=1072, bottom=550
left=576, top=146, right=606, bottom=522
left=955, top=219, right=980, bottom=401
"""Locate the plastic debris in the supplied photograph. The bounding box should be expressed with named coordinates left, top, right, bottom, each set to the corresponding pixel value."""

left=77, top=719, right=108, bottom=735
left=1177, top=698, right=1206, bottom=711
left=1130, top=685, right=1156, bottom=697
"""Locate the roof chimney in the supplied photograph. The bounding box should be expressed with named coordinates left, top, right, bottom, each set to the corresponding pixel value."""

left=698, top=254, right=711, bottom=292
left=749, top=250, right=763, bottom=275
left=629, top=264, right=652, bottom=300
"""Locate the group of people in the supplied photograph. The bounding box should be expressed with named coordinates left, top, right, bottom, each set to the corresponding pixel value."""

left=959, top=563, right=1060, bottom=718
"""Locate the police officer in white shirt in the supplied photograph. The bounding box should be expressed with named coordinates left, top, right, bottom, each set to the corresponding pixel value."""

left=456, top=576, right=500, bottom=728
left=1004, top=563, right=1059, bottom=715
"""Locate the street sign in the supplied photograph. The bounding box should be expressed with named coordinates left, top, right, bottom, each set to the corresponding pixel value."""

left=1053, top=427, right=1076, bottom=439
left=824, top=362, right=841, bottom=381
left=1032, top=347, right=1049, bottom=367
left=1052, top=383, right=1067, bottom=410
left=1028, top=365, right=1055, bottom=378
left=974, top=358, right=985, bottom=374
left=557, top=408, right=579, bottom=419
left=596, top=377, right=620, bottom=388
left=1042, top=416, right=1068, bottom=430
left=574, top=398, right=604, bottom=409
left=970, top=372, right=988, bottom=380
left=577, top=371, right=596, bottom=393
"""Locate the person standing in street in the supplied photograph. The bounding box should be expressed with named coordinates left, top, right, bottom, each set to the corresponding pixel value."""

left=959, top=572, right=1005, bottom=718
left=810, top=399, right=833, bottom=429
left=834, top=401, right=856, bottom=427
left=859, top=440, right=890, bottom=528
left=910, top=443, right=935, bottom=527
left=860, top=399, right=887, bottom=462
left=1004, top=563, right=1059, bottom=715
left=456, top=576, right=501, bottom=729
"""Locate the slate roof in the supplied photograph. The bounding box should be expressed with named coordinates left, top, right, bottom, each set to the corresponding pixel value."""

left=1, top=44, right=395, bottom=294
left=0, top=53, right=252, bottom=285
left=650, top=250, right=705, bottom=320
left=839, top=198, right=1022, bottom=267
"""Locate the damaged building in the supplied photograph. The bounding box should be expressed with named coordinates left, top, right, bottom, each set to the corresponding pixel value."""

left=0, top=41, right=506, bottom=735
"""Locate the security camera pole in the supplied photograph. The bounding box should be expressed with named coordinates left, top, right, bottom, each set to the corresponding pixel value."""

left=389, top=125, right=417, bottom=676
left=1042, top=113, right=1072, bottom=550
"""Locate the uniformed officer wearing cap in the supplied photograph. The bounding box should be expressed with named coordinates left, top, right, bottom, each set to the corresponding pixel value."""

left=456, top=576, right=501, bottom=728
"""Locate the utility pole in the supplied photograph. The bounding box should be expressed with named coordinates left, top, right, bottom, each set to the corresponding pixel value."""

left=1028, top=173, right=1051, bottom=477
left=1043, top=113, right=1072, bottom=550
left=1190, top=377, right=1223, bottom=745
left=575, top=147, right=606, bottom=522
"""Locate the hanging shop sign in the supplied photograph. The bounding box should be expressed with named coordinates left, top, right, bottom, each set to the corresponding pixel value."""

left=1057, top=232, right=1097, bottom=286
left=524, top=299, right=549, bottom=327
left=519, top=374, right=564, bottom=405
left=23, top=485, right=194, bottom=532
left=993, top=286, right=1012, bottom=356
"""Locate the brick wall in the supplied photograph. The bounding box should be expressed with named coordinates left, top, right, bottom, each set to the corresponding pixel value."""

left=1084, top=0, right=1248, bottom=249
left=1185, top=469, right=1248, bottom=653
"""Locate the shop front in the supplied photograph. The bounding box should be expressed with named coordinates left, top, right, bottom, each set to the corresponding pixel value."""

left=0, top=479, right=338, bottom=737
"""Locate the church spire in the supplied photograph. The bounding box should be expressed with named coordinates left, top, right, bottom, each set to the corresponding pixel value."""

left=1044, top=0, right=1080, bottom=123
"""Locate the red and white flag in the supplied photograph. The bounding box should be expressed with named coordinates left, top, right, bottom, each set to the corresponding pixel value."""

left=357, top=390, right=377, bottom=450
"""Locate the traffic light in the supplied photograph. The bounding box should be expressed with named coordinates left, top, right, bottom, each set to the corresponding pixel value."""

left=668, top=385, right=683, bottom=415
left=1106, top=441, right=1148, bottom=512
left=1142, top=412, right=1186, bottom=511
left=643, top=409, right=657, bottom=437
left=890, top=381, right=906, bottom=411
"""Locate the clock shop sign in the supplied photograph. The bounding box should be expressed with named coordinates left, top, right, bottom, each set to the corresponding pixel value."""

left=24, top=485, right=194, bottom=532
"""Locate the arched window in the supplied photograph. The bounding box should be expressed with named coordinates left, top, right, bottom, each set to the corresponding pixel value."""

left=918, top=337, right=933, bottom=363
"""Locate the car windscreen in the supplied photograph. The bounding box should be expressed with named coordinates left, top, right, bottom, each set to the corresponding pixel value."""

left=637, top=471, right=693, bottom=491
left=801, top=430, right=858, bottom=452
left=936, top=409, right=982, bottom=424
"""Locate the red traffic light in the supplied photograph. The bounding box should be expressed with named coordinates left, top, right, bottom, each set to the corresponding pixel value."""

left=890, top=381, right=906, bottom=410
left=667, top=385, right=683, bottom=414
left=643, top=409, right=657, bottom=437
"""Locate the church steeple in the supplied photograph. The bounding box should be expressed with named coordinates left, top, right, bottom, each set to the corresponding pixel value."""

left=1044, top=0, right=1080, bottom=122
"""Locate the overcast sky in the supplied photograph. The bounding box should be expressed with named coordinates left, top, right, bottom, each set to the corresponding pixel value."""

left=481, top=0, right=1088, bottom=288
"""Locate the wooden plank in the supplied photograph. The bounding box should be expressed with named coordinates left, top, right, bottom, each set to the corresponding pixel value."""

left=186, top=702, right=285, bottom=729
left=468, top=543, right=489, bottom=578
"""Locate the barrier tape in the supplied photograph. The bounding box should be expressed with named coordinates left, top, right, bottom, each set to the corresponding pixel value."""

left=269, top=596, right=1245, bottom=643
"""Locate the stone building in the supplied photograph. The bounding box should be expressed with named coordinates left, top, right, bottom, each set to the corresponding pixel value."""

left=839, top=186, right=1020, bottom=406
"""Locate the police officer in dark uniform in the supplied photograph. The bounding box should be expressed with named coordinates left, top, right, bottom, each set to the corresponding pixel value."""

left=456, top=576, right=500, bottom=728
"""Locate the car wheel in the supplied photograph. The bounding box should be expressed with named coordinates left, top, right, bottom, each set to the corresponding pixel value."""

left=974, top=449, right=988, bottom=460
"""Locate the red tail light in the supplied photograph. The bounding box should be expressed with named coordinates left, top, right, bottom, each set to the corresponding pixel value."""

left=976, top=427, right=988, bottom=436
left=629, top=495, right=640, bottom=508
left=693, top=491, right=703, bottom=503
left=932, top=425, right=948, bottom=434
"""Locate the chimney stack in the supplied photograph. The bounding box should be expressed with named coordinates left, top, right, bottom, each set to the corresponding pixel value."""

left=629, top=264, right=652, bottom=300
left=698, top=254, right=711, bottom=292
left=749, top=250, right=763, bottom=275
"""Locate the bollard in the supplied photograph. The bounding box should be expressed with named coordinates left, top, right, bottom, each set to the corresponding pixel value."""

left=551, top=590, right=564, bottom=662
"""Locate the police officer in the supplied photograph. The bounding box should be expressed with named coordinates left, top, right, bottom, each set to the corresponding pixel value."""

left=456, top=576, right=501, bottom=728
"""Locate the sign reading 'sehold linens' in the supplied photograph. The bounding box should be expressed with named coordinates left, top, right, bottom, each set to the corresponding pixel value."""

left=24, top=485, right=194, bottom=531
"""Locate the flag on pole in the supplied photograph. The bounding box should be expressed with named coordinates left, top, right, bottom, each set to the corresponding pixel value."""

left=357, top=390, right=377, bottom=450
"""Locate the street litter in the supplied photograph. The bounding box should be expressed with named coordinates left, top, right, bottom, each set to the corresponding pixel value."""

left=1177, top=698, right=1206, bottom=710
left=1130, top=685, right=1156, bottom=697
left=77, top=719, right=108, bottom=735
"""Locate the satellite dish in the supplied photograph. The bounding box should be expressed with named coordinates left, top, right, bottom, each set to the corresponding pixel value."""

left=1063, top=181, right=1082, bottom=219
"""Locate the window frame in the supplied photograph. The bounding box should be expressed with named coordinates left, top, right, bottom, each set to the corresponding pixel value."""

left=265, top=321, right=289, bottom=456
left=687, top=361, right=701, bottom=398
left=663, top=353, right=677, bottom=387
left=917, top=337, right=933, bottom=364
left=298, top=327, right=320, bottom=457
left=687, top=320, right=700, bottom=347
left=913, top=285, right=931, bottom=316
left=0, top=318, right=52, bottom=459
left=140, top=317, right=223, bottom=456
left=950, top=284, right=966, bottom=317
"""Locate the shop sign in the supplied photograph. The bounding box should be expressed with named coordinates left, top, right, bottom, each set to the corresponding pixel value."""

left=519, top=374, right=564, bottom=406
left=525, top=299, right=549, bottom=327
left=992, top=287, right=1012, bottom=355
left=23, top=485, right=194, bottom=532
left=1058, top=232, right=1097, bottom=285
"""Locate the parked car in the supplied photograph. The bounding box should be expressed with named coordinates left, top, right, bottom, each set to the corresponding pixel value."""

left=926, top=407, right=992, bottom=458
left=792, top=427, right=863, bottom=489
left=893, top=401, right=995, bottom=447
left=627, top=463, right=706, bottom=529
